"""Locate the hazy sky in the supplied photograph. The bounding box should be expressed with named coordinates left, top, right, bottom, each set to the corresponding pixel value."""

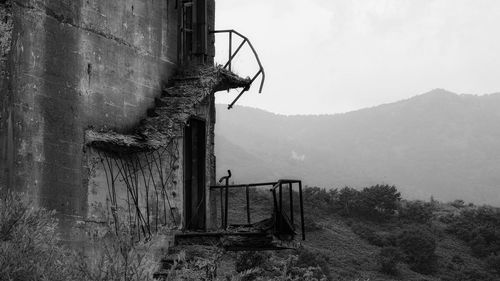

left=214, top=0, right=500, bottom=115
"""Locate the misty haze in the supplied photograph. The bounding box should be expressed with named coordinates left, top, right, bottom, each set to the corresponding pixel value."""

left=1, top=0, right=500, bottom=280
left=215, top=89, right=500, bottom=206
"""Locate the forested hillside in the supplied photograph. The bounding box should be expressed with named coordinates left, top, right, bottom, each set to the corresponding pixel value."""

left=216, top=89, right=500, bottom=205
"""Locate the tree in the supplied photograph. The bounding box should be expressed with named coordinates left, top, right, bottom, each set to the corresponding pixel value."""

left=397, top=226, right=437, bottom=274
left=399, top=200, right=433, bottom=224
left=359, top=184, right=401, bottom=219
left=337, top=187, right=361, bottom=216
left=378, top=247, right=401, bottom=275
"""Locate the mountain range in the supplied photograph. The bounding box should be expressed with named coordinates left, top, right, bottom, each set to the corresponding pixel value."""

left=214, top=89, right=500, bottom=206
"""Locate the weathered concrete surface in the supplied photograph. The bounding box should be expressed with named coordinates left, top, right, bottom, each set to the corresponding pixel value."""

left=85, top=66, right=249, bottom=231
left=85, top=66, right=250, bottom=153
left=0, top=0, right=13, bottom=188
left=0, top=0, right=244, bottom=246
left=0, top=0, right=184, bottom=223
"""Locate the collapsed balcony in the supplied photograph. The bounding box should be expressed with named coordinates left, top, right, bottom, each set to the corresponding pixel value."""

left=84, top=66, right=251, bottom=240
left=84, top=29, right=305, bottom=254
left=86, top=66, right=251, bottom=154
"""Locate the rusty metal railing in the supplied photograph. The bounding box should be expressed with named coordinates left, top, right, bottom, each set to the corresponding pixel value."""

left=210, top=171, right=305, bottom=241
left=210, top=29, right=266, bottom=109
left=271, top=180, right=306, bottom=241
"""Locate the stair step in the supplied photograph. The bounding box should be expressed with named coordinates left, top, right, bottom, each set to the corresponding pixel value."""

left=174, top=231, right=276, bottom=250
left=174, top=232, right=222, bottom=246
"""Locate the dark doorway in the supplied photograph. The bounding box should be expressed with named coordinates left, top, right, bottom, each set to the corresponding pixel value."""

left=184, top=118, right=206, bottom=230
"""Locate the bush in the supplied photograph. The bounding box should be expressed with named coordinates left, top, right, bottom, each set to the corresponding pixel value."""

left=0, top=190, right=156, bottom=281
left=295, top=246, right=331, bottom=280
left=337, top=187, right=361, bottom=216
left=359, top=185, right=401, bottom=220
left=235, top=251, right=271, bottom=273
left=399, top=200, right=433, bottom=224
left=485, top=254, right=500, bottom=275
left=76, top=225, right=156, bottom=281
left=446, top=206, right=500, bottom=258
left=337, top=185, right=401, bottom=221
left=0, top=191, right=80, bottom=281
left=0, top=0, right=13, bottom=59
left=231, top=249, right=329, bottom=281
left=397, top=226, right=437, bottom=274
left=303, top=187, right=339, bottom=214
left=378, top=246, right=401, bottom=275
left=351, top=223, right=391, bottom=247
left=304, top=215, right=322, bottom=232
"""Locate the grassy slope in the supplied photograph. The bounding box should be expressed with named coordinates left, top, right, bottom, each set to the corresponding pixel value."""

left=307, top=205, right=497, bottom=281
left=221, top=189, right=497, bottom=281
left=302, top=216, right=436, bottom=281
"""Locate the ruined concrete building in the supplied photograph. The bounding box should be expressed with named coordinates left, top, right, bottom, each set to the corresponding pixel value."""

left=0, top=0, right=304, bottom=252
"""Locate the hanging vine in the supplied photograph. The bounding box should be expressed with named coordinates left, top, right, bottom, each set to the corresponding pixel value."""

left=97, top=139, right=180, bottom=240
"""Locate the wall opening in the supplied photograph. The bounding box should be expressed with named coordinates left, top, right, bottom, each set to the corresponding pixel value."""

left=184, top=117, right=206, bottom=230
left=179, top=0, right=207, bottom=65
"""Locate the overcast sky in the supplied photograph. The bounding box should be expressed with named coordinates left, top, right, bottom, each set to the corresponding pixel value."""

left=213, top=0, right=500, bottom=115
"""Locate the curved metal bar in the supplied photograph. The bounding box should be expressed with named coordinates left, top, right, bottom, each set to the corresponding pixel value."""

left=210, top=29, right=266, bottom=95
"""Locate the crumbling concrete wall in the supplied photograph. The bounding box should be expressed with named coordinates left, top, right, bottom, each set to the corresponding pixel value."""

left=0, top=0, right=183, bottom=229
left=0, top=0, right=223, bottom=244
left=82, top=64, right=251, bottom=233
left=0, top=0, right=12, bottom=74
left=85, top=94, right=216, bottom=234
left=0, top=0, right=13, bottom=188
left=86, top=140, right=183, bottom=232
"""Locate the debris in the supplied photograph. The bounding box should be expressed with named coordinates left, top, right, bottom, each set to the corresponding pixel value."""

left=85, top=66, right=250, bottom=153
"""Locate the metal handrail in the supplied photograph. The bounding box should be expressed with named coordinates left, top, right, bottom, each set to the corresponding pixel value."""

left=210, top=178, right=306, bottom=240
left=270, top=180, right=305, bottom=241
left=210, top=29, right=266, bottom=109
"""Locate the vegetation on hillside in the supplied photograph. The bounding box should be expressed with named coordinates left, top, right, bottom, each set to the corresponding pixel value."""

left=209, top=183, right=500, bottom=280
left=0, top=190, right=157, bottom=281
left=0, top=0, right=12, bottom=61
left=0, top=189, right=328, bottom=281
left=298, top=185, right=500, bottom=280
left=215, top=95, right=500, bottom=206
left=2, top=183, right=499, bottom=281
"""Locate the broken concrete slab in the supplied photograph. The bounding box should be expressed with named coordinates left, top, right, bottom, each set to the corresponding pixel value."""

left=85, top=66, right=250, bottom=154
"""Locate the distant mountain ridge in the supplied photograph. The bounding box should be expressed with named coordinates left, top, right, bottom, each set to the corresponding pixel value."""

left=215, top=89, right=500, bottom=206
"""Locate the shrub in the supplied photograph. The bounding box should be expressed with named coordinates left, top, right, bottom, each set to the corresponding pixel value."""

left=231, top=249, right=329, bottom=281
left=303, top=187, right=338, bottom=214
left=295, top=246, right=331, bottom=280
left=454, top=267, right=495, bottom=281
left=337, top=185, right=401, bottom=220
left=235, top=251, right=271, bottom=273
left=485, top=254, right=500, bottom=275
left=304, top=215, right=322, bottom=232
left=167, top=249, right=224, bottom=281
left=76, top=224, right=156, bottom=281
left=378, top=246, right=401, bottom=275
left=0, top=190, right=156, bottom=281
left=399, top=200, right=433, bottom=224
left=0, top=0, right=13, bottom=59
left=358, top=185, right=401, bottom=220
left=337, top=186, right=361, bottom=216
left=397, top=226, right=437, bottom=274
left=351, top=223, right=390, bottom=247
left=0, top=191, right=80, bottom=281
left=446, top=206, right=500, bottom=258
